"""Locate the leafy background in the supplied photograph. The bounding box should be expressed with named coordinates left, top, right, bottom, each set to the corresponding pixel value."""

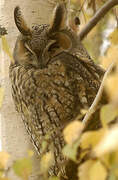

left=1, top=0, right=118, bottom=179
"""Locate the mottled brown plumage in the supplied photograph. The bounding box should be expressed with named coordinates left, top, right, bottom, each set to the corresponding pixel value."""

left=9, top=3, right=105, bottom=179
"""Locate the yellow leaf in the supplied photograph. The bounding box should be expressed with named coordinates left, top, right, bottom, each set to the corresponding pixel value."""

left=105, top=73, right=118, bottom=101
left=79, top=160, right=107, bottom=180
left=100, top=104, right=118, bottom=127
left=89, top=161, right=107, bottom=180
left=0, top=152, right=10, bottom=169
left=80, top=129, right=105, bottom=149
left=109, top=28, right=118, bottom=45
left=100, top=45, right=118, bottom=69
left=1, top=36, right=14, bottom=63
left=78, top=160, right=94, bottom=180
left=0, top=88, right=4, bottom=108
left=40, top=152, right=54, bottom=173
left=93, top=126, right=118, bottom=157
left=63, top=121, right=83, bottom=145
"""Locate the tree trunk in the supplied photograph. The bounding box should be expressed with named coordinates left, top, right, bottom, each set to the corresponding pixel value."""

left=0, top=0, right=57, bottom=179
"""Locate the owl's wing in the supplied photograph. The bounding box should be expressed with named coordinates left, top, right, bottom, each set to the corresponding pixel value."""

left=20, top=101, right=66, bottom=176
left=9, top=63, right=78, bottom=177
left=51, top=51, right=104, bottom=107
left=72, top=41, right=105, bottom=77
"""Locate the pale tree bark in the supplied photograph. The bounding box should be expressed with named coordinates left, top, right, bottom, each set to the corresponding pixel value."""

left=0, top=0, right=57, bottom=179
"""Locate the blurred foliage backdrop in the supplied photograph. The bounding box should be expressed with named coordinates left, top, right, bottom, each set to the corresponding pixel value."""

left=1, top=0, right=118, bottom=180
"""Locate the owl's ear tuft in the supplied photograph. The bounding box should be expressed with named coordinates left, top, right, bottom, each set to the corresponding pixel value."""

left=14, top=6, right=31, bottom=36
left=49, top=3, right=67, bottom=33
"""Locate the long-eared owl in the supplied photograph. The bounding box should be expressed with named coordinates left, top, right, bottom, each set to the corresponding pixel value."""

left=9, top=2, right=105, bottom=179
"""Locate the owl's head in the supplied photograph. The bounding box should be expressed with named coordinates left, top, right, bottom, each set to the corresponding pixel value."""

left=13, top=3, right=78, bottom=68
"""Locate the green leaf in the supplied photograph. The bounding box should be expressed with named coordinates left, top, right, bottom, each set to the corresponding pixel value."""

left=108, top=172, right=117, bottom=180
left=13, top=158, right=32, bottom=180
left=100, top=104, right=118, bottom=127
left=63, top=140, right=80, bottom=161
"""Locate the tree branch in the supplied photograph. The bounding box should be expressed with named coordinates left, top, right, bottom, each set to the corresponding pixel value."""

left=82, top=61, right=115, bottom=130
left=78, top=0, right=118, bottom=41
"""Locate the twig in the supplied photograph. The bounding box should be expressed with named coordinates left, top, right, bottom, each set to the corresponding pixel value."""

left=82, top=61, right=115, bottom=130
left=78, top=0, right=118, bottom=40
